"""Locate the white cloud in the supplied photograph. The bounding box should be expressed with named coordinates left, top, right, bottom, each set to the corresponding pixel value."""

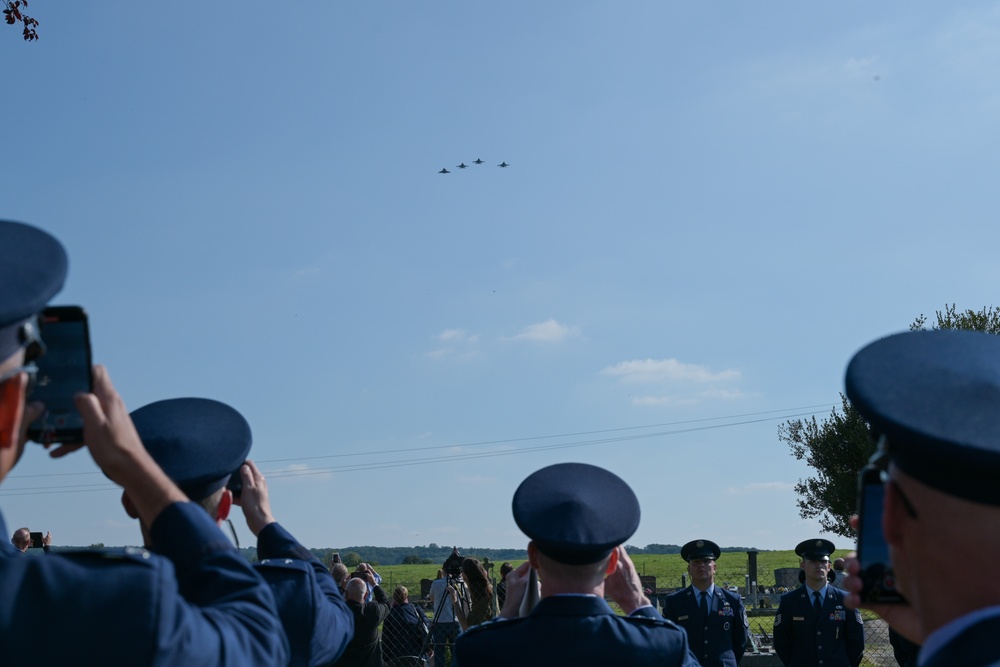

left=631, top=395, right=700, bottom=407
left=438, top=328, right=479, bottom=343
left=600, top=358, right=741, bottom=384
left=504, top=319, right=580, bottom=343
left=726, top=482, right=795, bottom=495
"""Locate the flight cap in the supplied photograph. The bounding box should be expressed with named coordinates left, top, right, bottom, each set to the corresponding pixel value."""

left=846, top=329, right=1000, bottom=506
left=795, top=538, right=835, bottom=561
left=131, top=398, right=251, bottom=500
left=512, top=462, right=640, bottom=565
left=0, top=220, right=68, bottom=361
left=681, top=539, right=721, bottom=562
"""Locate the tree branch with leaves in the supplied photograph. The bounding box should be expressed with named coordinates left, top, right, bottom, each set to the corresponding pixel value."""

left=3, top=1, right=39, bottom=41
left=781, top=304, right=1000, bottom=537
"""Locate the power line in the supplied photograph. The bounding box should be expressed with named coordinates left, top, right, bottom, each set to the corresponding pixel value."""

left=0, top=406, right=830, bottom=496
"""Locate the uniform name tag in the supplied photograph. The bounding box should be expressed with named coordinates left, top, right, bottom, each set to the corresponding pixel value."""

left=678, top=615, right=689, bottom=621
left=792, top=616, right=805, bottom=621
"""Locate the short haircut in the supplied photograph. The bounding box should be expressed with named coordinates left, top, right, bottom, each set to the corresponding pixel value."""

left=393, top=585, right=409, bottom=605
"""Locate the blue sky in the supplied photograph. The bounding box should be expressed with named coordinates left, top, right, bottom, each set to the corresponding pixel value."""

left=2, top=2, right=998, bottom=552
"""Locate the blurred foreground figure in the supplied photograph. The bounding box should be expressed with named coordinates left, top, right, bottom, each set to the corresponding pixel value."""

left=843, top=329, right=1000, bottom=667
left=454, top=462, right=699, bottom=667
left=0, top=219, right=287, bottom=665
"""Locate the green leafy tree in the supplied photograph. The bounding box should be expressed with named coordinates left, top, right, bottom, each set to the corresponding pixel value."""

left=781, top=304, right=1000, bottom=537
left=342, top=551, right=362, bottom=567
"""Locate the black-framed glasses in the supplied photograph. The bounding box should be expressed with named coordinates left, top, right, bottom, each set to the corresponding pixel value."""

left=867, top=435, right=919, bottom=520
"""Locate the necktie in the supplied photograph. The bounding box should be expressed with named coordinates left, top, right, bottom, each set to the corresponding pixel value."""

left=700, top=592, right=708, bottom=620
left=813, top=591, right=822, bottom=609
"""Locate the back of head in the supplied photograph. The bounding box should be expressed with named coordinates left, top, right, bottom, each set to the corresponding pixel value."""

left=130, top=397, right=251, bottom=504
left=392, top=585, right=408, bottom=606
left=11, top=527, right=30, bottom=550
left=513, top=462, right=640, bottom=566
left=331, top=562, right=349, bottom=584
left=346, top=577, right=367, bottom=603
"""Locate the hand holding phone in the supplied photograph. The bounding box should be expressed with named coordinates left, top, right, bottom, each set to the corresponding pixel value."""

left=27, top=306, right=93, bottom=445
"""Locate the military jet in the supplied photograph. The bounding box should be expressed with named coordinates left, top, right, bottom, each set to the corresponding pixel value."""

left=457, top=163, right=468, bottom=169
left=439, top=168, right=450, bottom=174
left=498, top=162, right=509, bottom=168
left=473, top=158, right=484, bottom=165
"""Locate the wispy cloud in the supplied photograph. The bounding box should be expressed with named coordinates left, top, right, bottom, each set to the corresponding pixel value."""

left=438, top=328, right=479, bottom=343
left=504, top=319, right=580, bottom=343
left=600, top=358, right=740, bottom=384
left=425, top=328, right=481, bottom=361
left=602, top=358, right=747, bottom=407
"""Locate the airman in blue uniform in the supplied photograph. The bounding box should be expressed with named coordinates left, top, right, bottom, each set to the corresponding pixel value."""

left=454, top=462, right=700, bottom=667
left=843, top=330, right=1000, bottom=666
left=128, top=397, right=355, bottom=666
left=773, top=539, right=863, bottom=667
left=0, top=219, right=288, bottom=665
left=661, top=539, right=748, bottom=666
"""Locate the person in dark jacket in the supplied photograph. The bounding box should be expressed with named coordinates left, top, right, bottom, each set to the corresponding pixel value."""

left=383, top=585, right=431, bottom=666
left=336, top=573, right=392, bottom=667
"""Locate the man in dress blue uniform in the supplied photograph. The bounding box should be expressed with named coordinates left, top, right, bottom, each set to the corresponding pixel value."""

left=453, top=462, right=700, bottom=667
left=773, top=539, right=863, bottom=667
left=0, top=219, right=288, bottom=664
left=662, top=539, right=748, bottom=666
left=841, top=330, right=1000, bottom=667
left=127, top=397, right=355, bottom=667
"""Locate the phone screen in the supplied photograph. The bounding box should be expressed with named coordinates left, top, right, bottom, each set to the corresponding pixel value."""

left=27, top=306, right=93, bottom=444
left=29, top=532, right=43, bottom=549
left=857, top=467, right=904, bottom=604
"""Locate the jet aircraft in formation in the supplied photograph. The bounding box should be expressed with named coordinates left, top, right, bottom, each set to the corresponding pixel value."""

left=437, top=158, right=508, bottom=173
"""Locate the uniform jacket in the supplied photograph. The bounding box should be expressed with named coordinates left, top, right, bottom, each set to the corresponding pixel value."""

left=773, top=585, right=864, bottom=667
left=254, top=522, right=354, bottom=666
left=453, top=594, right=702, bottom=667
left=0, top=503, right=288, bottom=666
left=922, top=612, right=1000, bottom=667
left=334, top=584, right=392, bottom=667
left=662, top=585, right=748, bottom=667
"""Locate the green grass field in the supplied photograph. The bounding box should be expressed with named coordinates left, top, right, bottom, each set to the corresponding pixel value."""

left=371, top=548, right=857, bottom=599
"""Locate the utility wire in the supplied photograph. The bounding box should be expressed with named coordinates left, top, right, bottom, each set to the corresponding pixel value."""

left=0, top=406, right=829, bottom=496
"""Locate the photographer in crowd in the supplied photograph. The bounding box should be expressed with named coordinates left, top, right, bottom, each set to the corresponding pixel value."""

left=383, top=585, right=432, bottom=667
left=335, top=567, right=392, bottom=667
left=125, top=397, right=354, bottom=667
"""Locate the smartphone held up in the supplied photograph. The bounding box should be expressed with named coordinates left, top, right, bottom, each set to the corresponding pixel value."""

left=26, top=306, right=93, bottom=445
left=855, top=465, right=904, bottom=604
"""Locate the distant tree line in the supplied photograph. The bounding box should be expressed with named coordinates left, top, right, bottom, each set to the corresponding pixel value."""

left=233, top=543, right=766, bottom=566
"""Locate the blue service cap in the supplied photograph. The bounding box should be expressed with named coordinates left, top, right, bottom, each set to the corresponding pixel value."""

left=130, top=398, right=251, bottom=501
left=681, top=539, right=721, bottom=562
left=0, top=220, right=68, bottom=361
left=795, top=538, right=835, bottom=560
left=845, top=329, right=1000, bottom=506
left=512, top=462, right=640, bottom=565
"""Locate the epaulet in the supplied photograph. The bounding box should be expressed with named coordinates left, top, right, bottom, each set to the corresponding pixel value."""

left=57, top=546, right=154, bottom=563
left=461, top=616, right=529, bottom=636
left=255, top=558, right=312, bottom=572
left=624, top=614, right=686, bottom=633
